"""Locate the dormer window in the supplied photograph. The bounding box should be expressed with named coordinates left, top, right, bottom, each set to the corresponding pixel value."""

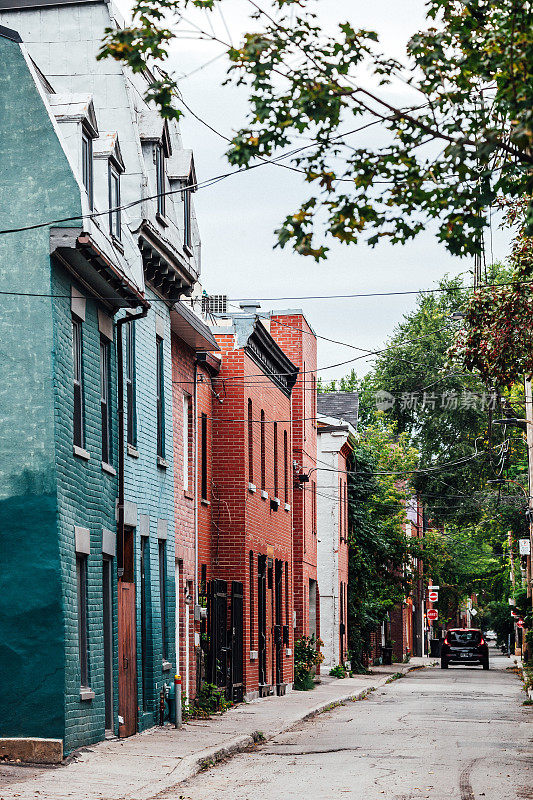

left=108, top=163, right=121, bottom=241
left=183, top=174, right=193, bottom=254
left=81, top=126, right=94, bottom=209
left=156, top=143, right=166, bottom=218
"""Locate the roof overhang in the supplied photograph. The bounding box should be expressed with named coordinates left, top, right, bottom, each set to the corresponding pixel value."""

left=50, top=227, right=148, bottom=311
left=138, top=221, right=196, bottom=297
left=170, top=301, right=220, bottom=352
left=245, top=319, right=299, bottom=397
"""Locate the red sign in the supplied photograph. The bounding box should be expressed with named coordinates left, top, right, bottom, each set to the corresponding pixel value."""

left=428, top=591, right=438, bottom=603
left=427, top=609, right=438, bottom=621
left=517, top=620, right=524, bottom=629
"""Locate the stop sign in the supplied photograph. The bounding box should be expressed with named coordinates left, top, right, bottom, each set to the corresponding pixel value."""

left=428, top=591, right=438, bottom=603
left=427, top=609, right=438, bottom=621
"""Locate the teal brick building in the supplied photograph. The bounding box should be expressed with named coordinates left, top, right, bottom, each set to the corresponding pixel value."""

left=0, top=2, right=202, bottom=754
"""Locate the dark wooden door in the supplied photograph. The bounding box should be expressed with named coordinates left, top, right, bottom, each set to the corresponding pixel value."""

left=118, top=581, right=137, bottom=738
left=230, top=582, right=244, bottom=701
left=257, top=556, right=267, bottom=686
left=207, top=580, right=228, bottom=688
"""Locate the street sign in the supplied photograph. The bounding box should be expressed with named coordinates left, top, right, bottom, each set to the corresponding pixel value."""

left=519, top=539, right=531, bottom=556
left=428, top=585, right=439, bottom=591
left=517, top=620, right=524, bottom=629
left=427, top=609, right=438, bottom=621
left=428, top=590, right=438, bottom=603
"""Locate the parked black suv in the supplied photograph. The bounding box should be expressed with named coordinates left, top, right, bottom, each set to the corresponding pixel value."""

left=441, top=628, right=489, bottom=670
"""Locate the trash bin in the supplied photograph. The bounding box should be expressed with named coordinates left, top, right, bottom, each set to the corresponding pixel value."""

left=382, top=646, right=393, bottom=665
left=429, top=638, right=442, bottom=657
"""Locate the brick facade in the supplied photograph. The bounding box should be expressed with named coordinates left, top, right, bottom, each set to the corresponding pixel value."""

left=208, top=318, right=297, bottom=696
left=269, top=313, right=318, bottom=644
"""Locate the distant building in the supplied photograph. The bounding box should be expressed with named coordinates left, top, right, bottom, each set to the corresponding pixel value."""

left=316, top=406, right=356, bottom=671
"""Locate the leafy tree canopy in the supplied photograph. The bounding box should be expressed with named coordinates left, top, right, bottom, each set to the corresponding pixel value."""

left=321, top=273, right=529, bottom=528
left=100, top=0, right=533, bottom=260
left=347, top=416, right=418, bottom=666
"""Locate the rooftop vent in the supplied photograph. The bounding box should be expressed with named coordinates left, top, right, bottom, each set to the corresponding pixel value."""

left=239, top=301, right=261, bottom=315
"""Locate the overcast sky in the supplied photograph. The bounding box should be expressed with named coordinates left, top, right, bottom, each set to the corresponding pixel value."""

left=118, top=0, right=510, bottom=383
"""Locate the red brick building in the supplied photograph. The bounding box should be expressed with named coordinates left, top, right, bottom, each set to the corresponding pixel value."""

left=170, top=301, right=219, bottom=702
left=205, top=306, right=298, bottom=698
left=269, top=311, right=319, bottom=643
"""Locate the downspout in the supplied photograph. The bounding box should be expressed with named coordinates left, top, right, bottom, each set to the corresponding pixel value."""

left=116, top=305, right=149, bottom=577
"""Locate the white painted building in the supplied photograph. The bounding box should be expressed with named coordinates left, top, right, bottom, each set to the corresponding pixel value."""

left=317, top=410, right=356, bottom=672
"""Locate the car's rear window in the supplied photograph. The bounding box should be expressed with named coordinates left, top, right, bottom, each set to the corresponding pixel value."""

left=448, top=630, right=481, bottom=645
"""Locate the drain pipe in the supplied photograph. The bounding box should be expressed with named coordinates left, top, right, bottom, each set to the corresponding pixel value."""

left=116, top=304, right=149, bottom=577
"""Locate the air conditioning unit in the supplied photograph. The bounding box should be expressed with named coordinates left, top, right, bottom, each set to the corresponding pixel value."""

left=202, top=294, right=227, bottom=315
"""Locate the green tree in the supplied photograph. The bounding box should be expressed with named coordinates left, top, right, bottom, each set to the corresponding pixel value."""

left=99, top=0, right=533, bottom=259
left=347, top=416, right=418, bottom=669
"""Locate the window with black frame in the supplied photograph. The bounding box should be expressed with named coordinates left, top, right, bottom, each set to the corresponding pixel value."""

left=100, top=337, right=111, bottom=464
left=108, top=163, right=121, bottom=241
left=156, top=336, right=165, bottom=458
left=183, top=174, right=194, bottom=252
left=81, top=127, right=93, bottom=209
left=125, top=321, right=136, bottom=446
left=76, top=554, right=89, bottom=687
left=156, top=143, right=166, bottom=218
left=201, top=412, right=208, bottom=501
left=72, top=315, right=85, bottom=448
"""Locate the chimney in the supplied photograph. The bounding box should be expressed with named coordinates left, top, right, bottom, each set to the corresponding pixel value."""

left=239, top=301, right=261, bottom=315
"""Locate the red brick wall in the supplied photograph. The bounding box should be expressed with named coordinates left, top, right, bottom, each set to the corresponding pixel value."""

left=171, top=333, right=197, bottom=699
left=269, top=314, right=318, bottom=643
left=211, top=334, right=294, bottom=692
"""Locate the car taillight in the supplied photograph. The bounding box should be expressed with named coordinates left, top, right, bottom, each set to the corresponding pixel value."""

left=444, top=638, right=449, bottom=645
left=479, top=638, right=485, bottom=646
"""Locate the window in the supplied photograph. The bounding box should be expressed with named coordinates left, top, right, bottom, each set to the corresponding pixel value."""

left=125, top=321, right=136, bottom=446
left=249, top=551, right=254, bottom=648
left=156, top=336, right=165, bottom=458
left=311, top=479, right=317, bottom=534
left=82, top=127, right=93, bottom=209
left=159, top=540, right=167, bottom=660
left=108, top=163, right=121, bottom=240
left=260, top=409, right=266, bottom=491
left=72, top=316, right=85, bottom=448
left=247, top=399, right=253, bottom=484
left=201, top=412, right=208, bottom=501
left=273, top=422, right=278, bottom=498
left=344, top=482, right=348, bottom=541
left=100, top=338, right=111, bottom=464
left=284, top=430, right=289, bottom=503
left=156, top=143, right=165, bottom=218
left=183, top=175, right=193, bottom=251
left=183, top=395, right=193, bottom=490
left=76, top=555, right=89, bottom=687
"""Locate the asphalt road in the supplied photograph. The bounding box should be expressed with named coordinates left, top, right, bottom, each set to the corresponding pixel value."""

left=174, top=650, right=532, bottom=800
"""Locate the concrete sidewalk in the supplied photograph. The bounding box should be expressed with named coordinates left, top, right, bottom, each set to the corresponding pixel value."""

left=0, top=658, right=435, bottom=800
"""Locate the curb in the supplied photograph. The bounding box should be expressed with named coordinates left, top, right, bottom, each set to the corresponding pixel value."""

left=142, top=665, right=425, bottom=799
